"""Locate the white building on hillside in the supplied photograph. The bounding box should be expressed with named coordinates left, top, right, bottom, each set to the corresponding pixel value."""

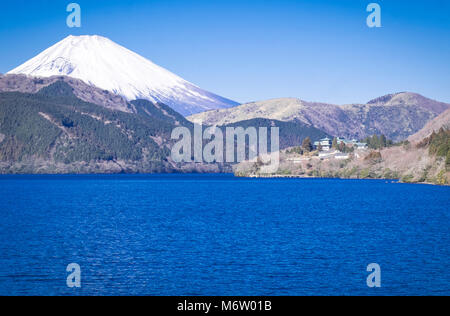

left=314, top=137, right=332, bottom=151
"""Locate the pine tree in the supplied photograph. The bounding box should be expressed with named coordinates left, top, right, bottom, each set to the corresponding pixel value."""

left=380, top=134, right=387, bottom=148
left=302, top=137, right=313, bottom=152
left=371, top=134, right=380, bottom=149
left=332, top=137, right=338, bottom=149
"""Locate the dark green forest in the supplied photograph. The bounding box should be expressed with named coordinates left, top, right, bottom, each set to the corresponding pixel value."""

left=0, top=81, right=177, bottom=168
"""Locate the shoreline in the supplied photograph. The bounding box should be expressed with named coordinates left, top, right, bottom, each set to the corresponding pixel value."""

left=234, top=173, right=448, bottom=186
left=0, top=171, right=447, bottom=187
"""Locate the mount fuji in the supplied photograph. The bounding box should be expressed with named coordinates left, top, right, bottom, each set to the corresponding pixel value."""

left=8, top=35, right=239, bottom=116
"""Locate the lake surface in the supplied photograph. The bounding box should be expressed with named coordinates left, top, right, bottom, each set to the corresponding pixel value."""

left=0, top=174, right=448, bottom=296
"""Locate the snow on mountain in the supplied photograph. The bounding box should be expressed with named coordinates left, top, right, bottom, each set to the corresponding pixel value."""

left=8, top=35, right=238, bottom=116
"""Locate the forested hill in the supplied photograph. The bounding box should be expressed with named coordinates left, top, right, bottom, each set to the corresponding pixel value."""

left=0, top=81, right=196, bottom=174
left=222, top=118, right=329, bottom=149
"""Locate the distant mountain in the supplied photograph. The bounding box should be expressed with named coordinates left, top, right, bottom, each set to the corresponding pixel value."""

left=367, top=92, right=450, bottom=114
left=7, top=35, right=239, bottom=116
left=188, top=93, right=450, bottom=141
left=0, top=80, right=225, bottom=174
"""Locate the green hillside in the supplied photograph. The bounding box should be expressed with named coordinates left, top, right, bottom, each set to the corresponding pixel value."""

left=0, top=81, right=184, bottom=173
left=223, top=118, right=329, bottom=150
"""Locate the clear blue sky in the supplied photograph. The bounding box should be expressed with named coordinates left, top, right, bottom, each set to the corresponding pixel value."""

left=0, top=0, right=449, bottom=104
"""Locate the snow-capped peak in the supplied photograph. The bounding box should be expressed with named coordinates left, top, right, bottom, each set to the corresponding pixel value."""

left=8, top=35, right=238, bottom=115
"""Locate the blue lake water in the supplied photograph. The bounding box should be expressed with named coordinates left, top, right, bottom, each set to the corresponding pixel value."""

left=0, top=174, right=448, bottom=296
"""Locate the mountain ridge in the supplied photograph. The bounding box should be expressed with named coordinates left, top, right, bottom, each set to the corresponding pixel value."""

left=188, top=93, right=450, bottom=141
left=0, top=74, right=132, bottom=112
left=408, top=109, right=450, bottom=143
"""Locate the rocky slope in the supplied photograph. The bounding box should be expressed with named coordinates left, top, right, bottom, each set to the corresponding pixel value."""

left=0, top=74, right=132, bottom=112
left=189, top=93, right=450, bottom=141
left=408, top=109, right=450, bottom=143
